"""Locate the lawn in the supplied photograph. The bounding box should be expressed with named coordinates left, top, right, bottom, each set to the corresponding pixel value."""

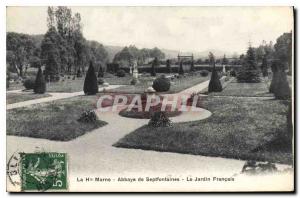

left=208, top=78, right=274, bottom=97
left=7, top=95, right=107, bottom=141
left=108, top=73, right=210, bottom=94
left=114, top=97, right=292, bottom=164
left=7, top=82, right=24, bottom=91
left=6, top=92, right=51, bottom=104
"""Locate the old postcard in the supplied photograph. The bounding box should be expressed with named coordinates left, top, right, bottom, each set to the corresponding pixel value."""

left=6, top=6, right=294, bottom=192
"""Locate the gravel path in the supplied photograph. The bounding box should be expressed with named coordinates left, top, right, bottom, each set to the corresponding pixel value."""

left=6, top=85, right=123, bottom=110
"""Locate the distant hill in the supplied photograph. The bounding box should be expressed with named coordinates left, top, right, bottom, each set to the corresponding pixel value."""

left=7, top=32, right=236, bottom=62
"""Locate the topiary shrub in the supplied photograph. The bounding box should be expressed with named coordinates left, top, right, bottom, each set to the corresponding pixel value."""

left=98, top=66, right=104, bottom=78
left=84, top=61, right=99, bottom=95
left=208, top=67, right=222, bottom=92
left=230, top=70, right=236, bottom=77
left=130, top=78, right=138, bottom=85
left=34, top=67, right=46, bottom=94
left=148, top=111, right=172, bottom=127
left=116, top=69, right=126, bottom=77
left=97, top=78, right=105, bottom=85
left=166, top=59, right=172, bottom=73
left=269, top=71, right=279, bottom=93
left=23, top=78, right=36, bottom=90
left=273, top=70, right=291, bottom=100
left=269, top=60, right=280, bottom=93
left=152, top=75, right=171, bottom=92
left=199, top=70, right=209, bottom=77
left=77, top=69, right=82, bottom=78
left=77, top=110, right=98, bottom=123
left=178, top=61, right=184, bottom=75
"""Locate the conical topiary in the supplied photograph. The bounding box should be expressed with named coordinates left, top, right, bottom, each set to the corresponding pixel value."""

left=274, top=70, right=291, bottom=100
left=34, top=67, right=46, bottom=94
left=98, top=65, right=104, bottom=78
left=151, top=57, right=158, bottom=76
left=269, top=71, right=279, bottom=93
left=269, top=60, right=281, bottom=93
left=190, top=61, right=194, bottom=72
left=84, top=61, right=99, bottom=95
left=178, top=61, right=184, bottom=75
left=208, top=67, right=222, bottom=92
left=166, top=59, right=171, bottom=73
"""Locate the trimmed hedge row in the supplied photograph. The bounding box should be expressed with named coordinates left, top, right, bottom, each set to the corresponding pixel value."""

left=108, top=64, right=241, bottom=74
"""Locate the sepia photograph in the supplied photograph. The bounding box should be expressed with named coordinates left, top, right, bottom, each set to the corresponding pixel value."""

left=5, top=5, right=294, bottom=192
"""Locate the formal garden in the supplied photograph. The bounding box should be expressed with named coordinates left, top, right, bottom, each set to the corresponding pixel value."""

left=6, top=6, right=293, bottom=167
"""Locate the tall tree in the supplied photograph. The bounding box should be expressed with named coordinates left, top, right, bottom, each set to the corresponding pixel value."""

left=236, top=46, right=261, bottom=83
left=274, top=32, right=292, bottom=73
left=40, top=27, right=61, bottom=81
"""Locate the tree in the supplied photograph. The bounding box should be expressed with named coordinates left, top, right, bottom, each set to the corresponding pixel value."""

left=83, top=61, right=98, bottom=95
left=113, top=46, right=134, bottom=67
left=208, top=52, right=222, bottom=92
left=274, top=32, right=292, bottom=73
left=236, top=46, right=261, bottom=83
left=41, top=27, right=61, bottom=81
left=222, top=54, right=228, bottom=65
left=166, top=59, right=172, bottom=73
left=178, top=61, right=184, bottom=75
left=6, top=32, right=35, bottom=77
left=34, top=67, right=46, bottom=94
left=88, top=41, right=108, bottom=66
left=150, top=47, right=165, bottom=60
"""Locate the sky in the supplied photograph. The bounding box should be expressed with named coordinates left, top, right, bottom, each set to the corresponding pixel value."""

left=6, top=6, right=293, bottom=54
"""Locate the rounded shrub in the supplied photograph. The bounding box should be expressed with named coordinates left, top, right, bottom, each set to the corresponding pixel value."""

left=152, top=75, right=171, bottom=92
left=116, top=69, right=126, bottom=77
left=23, top=78, right=36, bottom=90
left=97, top=78, right=105, bottom=85
left=130, top=78, right=138, bottom=85
left=148, top=111, right=172, bottom=127
left=199, top=70, right=209, bottom=77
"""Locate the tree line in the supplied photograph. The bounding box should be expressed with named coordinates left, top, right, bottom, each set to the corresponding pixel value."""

left=7, top=6, right=109, bottom=81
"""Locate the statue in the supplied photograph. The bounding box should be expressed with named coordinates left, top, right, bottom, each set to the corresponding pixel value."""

left=132, top=60, right=139, bottom=79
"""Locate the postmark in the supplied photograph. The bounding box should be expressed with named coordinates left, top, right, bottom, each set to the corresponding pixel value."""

left=7, top=151, right=22, bottom=187
left=20, top=152, right=68, bottom=191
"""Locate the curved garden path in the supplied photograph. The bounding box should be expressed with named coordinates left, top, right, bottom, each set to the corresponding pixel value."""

left=6, top=85, right=123, bottom=110
left=7, top=79, right=292, bottom=192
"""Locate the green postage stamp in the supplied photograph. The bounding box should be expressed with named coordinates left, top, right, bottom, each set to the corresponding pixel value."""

left=20, top=152, right=67, bottom=191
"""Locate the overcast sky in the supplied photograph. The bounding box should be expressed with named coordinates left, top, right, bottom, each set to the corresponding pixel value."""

left=7, top=6, right=293, bottom=54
